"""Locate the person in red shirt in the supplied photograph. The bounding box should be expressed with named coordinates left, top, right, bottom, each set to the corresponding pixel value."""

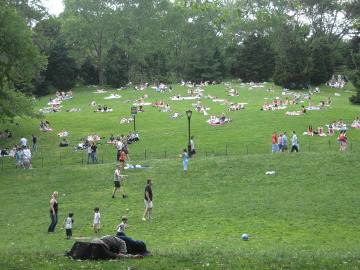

left=272, top=132, right=279, bottom=153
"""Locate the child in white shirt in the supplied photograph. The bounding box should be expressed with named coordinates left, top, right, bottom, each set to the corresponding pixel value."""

left=63, top=213, right=74, bottom=240
left=93, top=207, right=101, bottom=233
left=116, top=216, right=128, bottom=237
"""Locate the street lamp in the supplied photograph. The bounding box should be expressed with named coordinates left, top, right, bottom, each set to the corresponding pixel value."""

left=186, top=110, right=192, bottom=156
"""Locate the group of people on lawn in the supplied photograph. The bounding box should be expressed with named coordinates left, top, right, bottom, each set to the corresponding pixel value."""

left=272, top=131, right=299, bottom=153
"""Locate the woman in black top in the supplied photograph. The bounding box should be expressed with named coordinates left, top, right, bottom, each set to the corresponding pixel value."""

left=48, top=191, right=59, bottom=233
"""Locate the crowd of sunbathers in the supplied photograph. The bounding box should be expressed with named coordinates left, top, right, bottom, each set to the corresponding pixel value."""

left=207, top=113, right=231, bottom=125
left=351, top=117, right=360, bottom=128
left=56, top=90, right=73, bottom=100
left=39, top=91, right=73, bottom=114
left=94, top=105, right=112, bottom=112
left=326, top=74, right=347, bottom=89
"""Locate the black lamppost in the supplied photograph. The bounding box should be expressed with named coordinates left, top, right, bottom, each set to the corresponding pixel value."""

left=186, top=110, right=192, bottom=155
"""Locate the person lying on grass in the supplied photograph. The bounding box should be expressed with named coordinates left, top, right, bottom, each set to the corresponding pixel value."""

left=66, top=235, right=144, bottom=260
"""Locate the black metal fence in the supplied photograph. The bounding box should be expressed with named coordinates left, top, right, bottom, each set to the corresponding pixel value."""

left=0, top=139, right=358, bottom=171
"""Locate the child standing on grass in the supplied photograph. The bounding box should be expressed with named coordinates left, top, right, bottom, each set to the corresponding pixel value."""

left=63, top=213, right=74, bottom=240
left=116, top=216, right=128, bottom=237
left=93, top=207, right=101, bottom=234
left=181, top=149, right=189, bottom=173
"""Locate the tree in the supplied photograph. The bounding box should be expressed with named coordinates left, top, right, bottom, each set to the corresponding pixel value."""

left=308, top=37, right=334, bottom=85
left=104, top=45, right=129, bottom=87
left=232, top=35, right=275, bottom=82
left=62, top=0, right=119, bottom=85
left=44, top=40, right=78, bottom=91
left=0, top=6, right=46, bottom=90
left=0, top=5, right=45, bottom=120
left=347, top=2, right=360, bottom=104
left=273, top=24, right=311, bottom=89
left=80, top=58, right=99, bottom=85
left=32, top=17, right=78, bottom=95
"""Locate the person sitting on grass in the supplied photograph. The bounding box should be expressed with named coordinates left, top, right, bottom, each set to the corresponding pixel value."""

left=59, top=138, right=69, bottom=147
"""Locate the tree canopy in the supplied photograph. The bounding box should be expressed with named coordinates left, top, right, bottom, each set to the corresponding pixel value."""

left=1, top=0, right=360, bottom=120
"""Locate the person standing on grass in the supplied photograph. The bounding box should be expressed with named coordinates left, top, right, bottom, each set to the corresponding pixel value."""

left=182, top=149, right=189, bottom=173
left=87, top=145, right=92, bottom=164
left=15, top=146, right=23, bottom=168
left=190, top=136, right=196, bottom=157
left=115, top=137, right=123, bottom=161
left=22, top=146, right=32, bottom=169
left=142, top=179, right=153, bottom=221
left=282, top=131, right=288, bottom=152
left=32, top=134, right=37, bottom=153
left=291, top=131, right=299, bottom=152
left=112, top=165, right=128, bottom=198
left=93, top=207, right=101, bottom=233
left=338, top=130, right=348, bottom=151
left=91, top=142, right=98, bottom=163
left=63, top=213, right=74, bottom=240
left=278, top=133, right=283, bottom=152
left=272, top=131, right=279, bottom=153
left=48, top=191, right=59, bottom=233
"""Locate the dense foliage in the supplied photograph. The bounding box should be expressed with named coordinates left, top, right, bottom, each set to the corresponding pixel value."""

left=1, top=0, right=360, bottom=120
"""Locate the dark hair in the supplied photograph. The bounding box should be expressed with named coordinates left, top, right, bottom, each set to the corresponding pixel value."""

left=94, top=207, right=99, bottom=212
left=69, top=213, right=74, bottom=217
left=147, top=179, right=151, bottom=184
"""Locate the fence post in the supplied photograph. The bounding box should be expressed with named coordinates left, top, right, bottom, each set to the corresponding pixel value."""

left=144, top=149, right=147, bottom=160
left=164, top=150, right=167, bottom=159
left=328, top=139, right=331, bottom=150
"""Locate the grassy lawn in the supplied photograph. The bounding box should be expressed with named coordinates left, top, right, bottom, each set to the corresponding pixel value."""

left=0, top=82, right=359, bottom=269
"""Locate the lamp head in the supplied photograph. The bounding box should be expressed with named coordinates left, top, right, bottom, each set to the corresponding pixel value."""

left=186, top=110, right=192, bottom=119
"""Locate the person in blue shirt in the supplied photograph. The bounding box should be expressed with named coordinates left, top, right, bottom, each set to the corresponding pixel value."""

left=182, top=149, right=189, bottom=173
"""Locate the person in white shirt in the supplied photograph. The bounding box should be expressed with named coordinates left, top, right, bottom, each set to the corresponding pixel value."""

left=93, top=207, right=101, bottom=234
left=116, top=216, right=128, bottom=237
left=291, top=131, right=299, bottom=152
left=22, top=146, right=32, bottom=169
left=63, top=213, right=74, bottom=240
left=190, top=136, right=196, bottom=157
left=115, top=139, right=124, bottom=161
left=20, top=137, right=27, bottom=147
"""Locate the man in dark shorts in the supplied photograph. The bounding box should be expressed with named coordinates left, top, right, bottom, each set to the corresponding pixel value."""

left=142, top=179, right=153, bottom=221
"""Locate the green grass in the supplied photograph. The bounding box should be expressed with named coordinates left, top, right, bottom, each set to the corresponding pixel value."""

left=0, top=82, right=360, bottom=269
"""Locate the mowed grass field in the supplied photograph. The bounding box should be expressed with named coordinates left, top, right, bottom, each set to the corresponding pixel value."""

left=0, top=82, right=360, bottom=269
